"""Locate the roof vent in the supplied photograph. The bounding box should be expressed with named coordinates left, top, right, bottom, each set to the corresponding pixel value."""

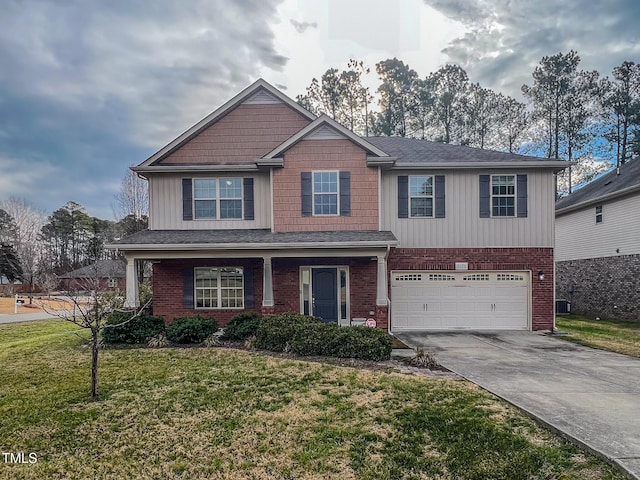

left=604, top=180, right=612, bottom=186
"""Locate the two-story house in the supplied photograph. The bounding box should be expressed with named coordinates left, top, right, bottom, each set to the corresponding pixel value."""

left=555, top=160, right=640, bottom=321
left=110, top=79, right=565, bottom=332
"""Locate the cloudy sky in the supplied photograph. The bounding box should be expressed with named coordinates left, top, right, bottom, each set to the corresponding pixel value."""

left=1, top=0, right=638, bottom=219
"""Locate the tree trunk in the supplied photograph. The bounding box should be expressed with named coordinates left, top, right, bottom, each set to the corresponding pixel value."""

left=91, top=329, right=99, bottom=399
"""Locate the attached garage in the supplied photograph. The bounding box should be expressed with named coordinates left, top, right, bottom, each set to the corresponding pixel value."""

left=391, top=271, right=530, bottom=331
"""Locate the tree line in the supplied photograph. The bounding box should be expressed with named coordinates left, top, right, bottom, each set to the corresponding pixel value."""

left=296, top=51, right=640, bottom=195
left=0, top=169, right=148, bottom=292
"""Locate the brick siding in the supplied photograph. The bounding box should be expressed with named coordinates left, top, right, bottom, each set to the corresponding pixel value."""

left=158, top=104, right=311, bottom=165
left=556, top=254, right=640, bottom=321
left=389, top=247, right=555, bottom=331
left=272, top=139, right=379, bottom=232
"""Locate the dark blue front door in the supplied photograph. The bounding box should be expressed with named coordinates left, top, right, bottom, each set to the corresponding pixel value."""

left=312, top=268, right=338, bottom=323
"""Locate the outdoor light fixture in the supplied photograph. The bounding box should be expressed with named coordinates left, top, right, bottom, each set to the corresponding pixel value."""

left=537, top=270, right=545, bottom=281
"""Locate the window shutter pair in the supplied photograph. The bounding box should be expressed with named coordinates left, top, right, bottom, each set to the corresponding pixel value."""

left=183, top=267, right=254, bottom=308
left=301, top=172, right=350, bottom=216
left=479, top=174, right=527, bottom=218
left=182, top=178, right=254, bottom=221
left=397, top=175, right=446, bottom=218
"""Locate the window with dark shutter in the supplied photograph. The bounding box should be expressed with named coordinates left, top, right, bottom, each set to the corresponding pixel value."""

left=183, top=269, right=194, bottom=308
left=435, top=175, right=445, bottom=218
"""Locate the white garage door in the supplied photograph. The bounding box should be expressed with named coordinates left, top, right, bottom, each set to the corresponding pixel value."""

left=391, top=271, right=530, bottom=331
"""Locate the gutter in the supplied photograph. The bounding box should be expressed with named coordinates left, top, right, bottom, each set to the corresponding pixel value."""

left=388, top=161, right=570, bottom=170
left=105, top=240, right=399, bottom=251
left=556, top=183, right=640, bottom=216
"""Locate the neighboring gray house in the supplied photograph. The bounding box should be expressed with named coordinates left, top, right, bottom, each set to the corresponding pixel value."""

left=555, top=160, right=640, bottom=321
left=59, top=259, right=127, bottom=291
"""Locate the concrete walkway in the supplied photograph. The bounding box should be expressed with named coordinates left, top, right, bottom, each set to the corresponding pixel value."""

left=394, top=331, right=640, bottom=479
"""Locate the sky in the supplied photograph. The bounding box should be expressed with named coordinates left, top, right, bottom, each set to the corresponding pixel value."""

left=0, top=0, right=639, bottom=220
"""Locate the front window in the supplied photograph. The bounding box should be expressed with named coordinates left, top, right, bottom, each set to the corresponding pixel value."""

left=195, top=267, right=244, bottom=309
left=491, top=175, right=516, bottom=217
left=410, top=176, right=433, bottom=217
left=193, top=178, right=242, bottom=220
left=313, top=171, right=338, bottom=215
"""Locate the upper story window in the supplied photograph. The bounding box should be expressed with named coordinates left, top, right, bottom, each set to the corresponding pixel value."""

left=195, top=267, right=244, bottom=309
left=595, top=205, right=603, bottom=223
left=313, top=171, right=338, bottom=215
left=491, top=175, right=516, bottom=217
left=193, top=178, right=242, bottom=220
left=409, top=176, right=434, bottom=217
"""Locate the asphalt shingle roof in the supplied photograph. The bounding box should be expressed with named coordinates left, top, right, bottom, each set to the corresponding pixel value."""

left=366, top=136, right=554, bottom=164
left=556, top=159, right=640, bottom=212
left=60, top=259, right=126, bottom=279
left=111, top=229, right=397, bottom=246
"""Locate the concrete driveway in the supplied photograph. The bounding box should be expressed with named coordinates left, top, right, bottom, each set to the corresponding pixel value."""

left=394, top=331, right=640, bottom=479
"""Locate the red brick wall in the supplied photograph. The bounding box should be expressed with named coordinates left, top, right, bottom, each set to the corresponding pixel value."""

left=153, top=258, right=263, bottom=325
left=271, top=257, right=379, bottom=322
left=158, top=103, right=311, bottom=165
left=389, top=247, right=555, bottom=330
left=272, top=139, right=379, bottom=232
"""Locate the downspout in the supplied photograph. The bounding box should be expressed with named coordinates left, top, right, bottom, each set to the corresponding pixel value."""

left=385, top=243, right=393, bottom=336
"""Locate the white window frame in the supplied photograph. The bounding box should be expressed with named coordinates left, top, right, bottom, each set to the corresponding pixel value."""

left=193, top=178, right=243, bottom=220
left=194, top=267, right=244, bottom=309
left=312, top=170, right=339, bottom=216
left=490, top=175, right=516, bottom=218
left=409, top=175, right=434, bottom=218
left=108, top=278, right=118, bottom=288
left=595, top=205, right=603, bottom=224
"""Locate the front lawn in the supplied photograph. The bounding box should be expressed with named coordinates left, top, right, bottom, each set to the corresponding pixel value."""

left=0, top=320, right=624, bottom=479
left=556, top=315, right=640, bottom=358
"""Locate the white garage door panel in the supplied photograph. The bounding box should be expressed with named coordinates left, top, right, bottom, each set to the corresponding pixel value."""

left=391, top=271, right=530, bottom=331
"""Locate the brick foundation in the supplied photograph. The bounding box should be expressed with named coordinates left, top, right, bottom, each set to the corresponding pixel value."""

left=556, top=254, right=640, bottom=321
left=389, top=247, right=555, bottom=331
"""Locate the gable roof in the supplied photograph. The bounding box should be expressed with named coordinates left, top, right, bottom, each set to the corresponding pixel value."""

left=262, top=115, right=391, bottom=159
left=366, top=137, right=568, bottom=169
left=556, top=159, right=640, bottom=214
left=134, top=79, right=316, bottom=170
left=59, top=259, right=126, bottom=279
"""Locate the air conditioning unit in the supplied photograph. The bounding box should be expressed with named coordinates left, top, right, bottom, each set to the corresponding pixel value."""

left=556, top=299, right=571, bottom=315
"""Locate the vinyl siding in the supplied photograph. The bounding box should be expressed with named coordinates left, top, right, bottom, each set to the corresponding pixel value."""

left=148, top=173, right=271, bottom=229
left=381, top=170, right=555, bottom=248
left=555, top=193, right=640, bottom=261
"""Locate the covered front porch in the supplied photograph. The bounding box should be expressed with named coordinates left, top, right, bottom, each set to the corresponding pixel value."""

left=108, top=229, right=397, bottom=329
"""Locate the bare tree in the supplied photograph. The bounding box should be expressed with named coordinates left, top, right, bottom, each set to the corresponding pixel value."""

left=112, top=168, right=149, bottom=230
left=1, top=198, right=46, bottom=303
left=41, top=266, right=150, bottom=399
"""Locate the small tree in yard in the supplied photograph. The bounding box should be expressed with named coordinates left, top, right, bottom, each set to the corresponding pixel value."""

left=41, top=265, right=150, bottom=399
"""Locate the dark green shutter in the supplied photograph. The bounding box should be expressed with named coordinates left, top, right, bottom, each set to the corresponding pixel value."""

left=244, top=268, right=254, bottom=308
left=243, top=178, right=254, bottom=220
left=301, top=172, right=312, bottom=216
left=339, top=171, right=350, bottom=216
left=435, top=175, right=445, bottom=218
left=397, top=176, right=408, bottom=218
left=517, top=174, right=528, bottom=218
left=479, top=175, right=490, bottom=218
left=182, top=178, right=193, bottom=221
left=183, top=269, right=194, bottom=308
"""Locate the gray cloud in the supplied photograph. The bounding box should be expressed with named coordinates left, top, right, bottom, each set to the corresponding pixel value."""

left=290, top=19, right=318, bottom=33
left=0, top=0, right=288, bottom=217
left=424, top=0, right=640, bottom=98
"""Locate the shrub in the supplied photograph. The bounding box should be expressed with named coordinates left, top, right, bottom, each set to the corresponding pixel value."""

left=254, top=312, right=322, bottom=352
left=101, top=311, right=165, bottom=344
left=166, top=316, right=219, bottom=344
left=290, top=324, right=392, bottom=361
left=222, top=312, right=262, bottom=340
left=147, top=333, right=170, bottom=349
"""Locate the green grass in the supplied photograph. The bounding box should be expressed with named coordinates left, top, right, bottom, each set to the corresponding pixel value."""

left=556, top=315, right=640, bottom=357
left=0, top=319, right=625, bottom=479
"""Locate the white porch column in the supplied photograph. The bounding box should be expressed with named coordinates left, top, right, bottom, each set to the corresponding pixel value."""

left=124, top=255, right=140, bottom=308
left=262, top=256, right=274, bottom=307
left=376, top=254, right=388, bottom=306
